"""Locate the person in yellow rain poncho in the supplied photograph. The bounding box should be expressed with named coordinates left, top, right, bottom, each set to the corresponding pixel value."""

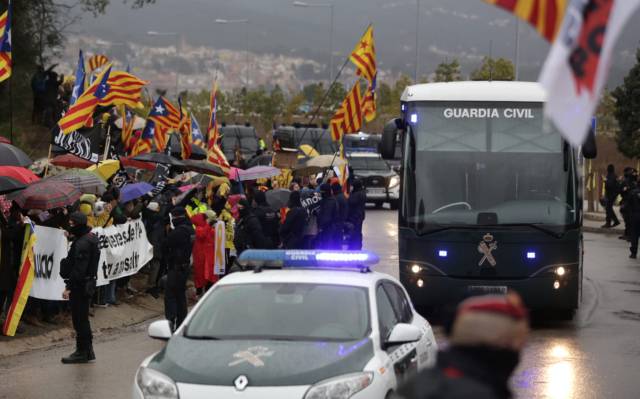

left=220, top=202, right=236, bottom=266
left=78, top=194, right=111, bottom=228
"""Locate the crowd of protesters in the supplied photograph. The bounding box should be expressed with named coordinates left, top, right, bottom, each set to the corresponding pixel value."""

left=0, top=161, right=368, bottom=357
left=601, top=164, right=640, bottom=258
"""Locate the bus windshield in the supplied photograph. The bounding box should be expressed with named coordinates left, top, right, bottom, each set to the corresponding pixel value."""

left=402, top=101, right=577, bottom=233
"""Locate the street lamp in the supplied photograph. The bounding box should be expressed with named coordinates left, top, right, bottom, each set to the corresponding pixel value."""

left=147, top=30, right=180, bottom=97
left=293, top=1, right=334, bottom=82
left=215, top=19, right=250, bottom=87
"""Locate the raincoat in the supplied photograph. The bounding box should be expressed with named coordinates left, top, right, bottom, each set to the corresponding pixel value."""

left=191, top=213, right=215, bottom=289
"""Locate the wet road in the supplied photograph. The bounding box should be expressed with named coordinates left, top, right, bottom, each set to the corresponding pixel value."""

left=2, top=209, right=640, bottom=398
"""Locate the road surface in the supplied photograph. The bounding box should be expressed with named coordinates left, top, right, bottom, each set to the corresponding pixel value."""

left=1, top=209, right=640, bottom=398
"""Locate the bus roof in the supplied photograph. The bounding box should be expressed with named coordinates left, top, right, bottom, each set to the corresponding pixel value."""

left=401, top=81, right=546, bottom=103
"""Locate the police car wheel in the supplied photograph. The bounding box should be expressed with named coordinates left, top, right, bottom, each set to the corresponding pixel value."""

left=389, top=200, right=399, bottom=210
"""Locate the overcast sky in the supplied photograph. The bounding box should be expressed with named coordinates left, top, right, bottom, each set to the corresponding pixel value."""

left=74, top=0, right=640, bottom=82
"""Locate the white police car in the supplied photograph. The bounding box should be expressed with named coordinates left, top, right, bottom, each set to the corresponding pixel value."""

left=133, top=250, right=437, bottom=399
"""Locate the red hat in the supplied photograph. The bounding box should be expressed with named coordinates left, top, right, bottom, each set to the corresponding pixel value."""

left=449, top=293, right=529, bottom=350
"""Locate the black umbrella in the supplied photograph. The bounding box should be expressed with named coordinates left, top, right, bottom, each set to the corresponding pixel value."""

left=132, top=152, right=185, bottom=166
left=190, top=144, right=207, bottom=160
left=247, top=153, right=273, bottom=168
left=180, top=159, right=225, bottom=176
left=0, top=143, right=33, bottom=167
left=167, top=133, right=207, bottom=160
left=0, top=176, right=27, bottom=195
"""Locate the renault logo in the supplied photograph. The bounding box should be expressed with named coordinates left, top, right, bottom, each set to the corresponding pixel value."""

left=234, top=375, right=249, bottom=391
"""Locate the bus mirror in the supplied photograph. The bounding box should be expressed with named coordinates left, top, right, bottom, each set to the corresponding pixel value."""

left=382, top=119, right=403, bottom=160
left=581, top=128, right=597, bottom=159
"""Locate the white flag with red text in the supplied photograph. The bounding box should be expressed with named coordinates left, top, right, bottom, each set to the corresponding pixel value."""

left=539, top=0, right=640, bottom=147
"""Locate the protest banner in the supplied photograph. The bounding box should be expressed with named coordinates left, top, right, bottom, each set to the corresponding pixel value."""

left=30, top=226, right=68, bottom=300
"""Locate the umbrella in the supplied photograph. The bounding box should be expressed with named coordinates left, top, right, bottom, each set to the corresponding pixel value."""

left=178, top=183, right=199, bottom=192
left=0, top=143, right=33, bottom=167
left=266, top=188, right=291, bottom=209
left=0, top=176, right=26, bottom=195
left=0, top=136, right=11, bottom=144
left=189, top=174, right=229, bottom=188
left=303, top=154, right=347, bottom=169
left=114, top=115, right=146, bottom=130
left=237, top=166, right=281, bottom=181
left=51, top=153, right=93, bottom=169
left=0, top=166, right=41, bottom=184
left=120, top=156, right=157, bottom=171
left=49, top=169, right=107, bottom=195
left=13, top=180, right=81, bottom=210
left=190, top=144, right=207, bottom=160
left=87, top=159, right=121, bottom=180
left=247, top=153, right=273, bottom=168
left=120, top=182, right=154, bottom=203
left=180, top=159, right=225, bottom=176
left=132, top=152, right=184, bottom=166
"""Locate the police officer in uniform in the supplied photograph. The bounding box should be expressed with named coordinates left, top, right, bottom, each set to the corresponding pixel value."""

left=60, top=212, right=100, bottom=364
left=164, top=207, right=195, bottom=331
left=627, top=184, right=640, bottom=259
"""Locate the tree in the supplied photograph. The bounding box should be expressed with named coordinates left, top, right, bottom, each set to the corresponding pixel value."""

left=471, top=57, right=515, bottom=81
left=596, top=89, right=619, bottom=137
left=613, top=49, right=640, bottom=158
left=434, top=59, right=462, bottom=82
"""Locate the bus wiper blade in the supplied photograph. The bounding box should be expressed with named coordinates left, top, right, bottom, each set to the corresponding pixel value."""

left=496, top=223, right=564, bottom=238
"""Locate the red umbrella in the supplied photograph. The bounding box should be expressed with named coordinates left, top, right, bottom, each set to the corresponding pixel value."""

left=51, top=153, right=93, bottom=169
left=0, top=136, right=11, bottom=144
left=120, top=156, right=156, bottom=171
left=13, top=180, right=82, bottom=210
left=0, top=166, right=40, bottom=184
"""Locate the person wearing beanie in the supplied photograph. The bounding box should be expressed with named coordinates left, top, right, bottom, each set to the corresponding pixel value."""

left=397, top=293, right=529, bottom=399
left=59, top=211, right=100, bottom=364
left=316, top=183, right=339, bottom=249
left=163, top=205, right=195, bottom=331
left=234, top=198, right=268, bottom=255
left=347, top=179, right=367, bottom=250
left=280, top=191, right=308, bottom=249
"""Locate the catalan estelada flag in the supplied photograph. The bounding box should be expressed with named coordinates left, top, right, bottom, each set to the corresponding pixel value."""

left=191, top=115, right=205, bottom=148
left=100, top=71, right=148, bottom=109
left=0, top=1, right=13, bottom=83
left=362, top=74, right=377, bottom=123
left=349, top=24, right=376, bottom=85
left=88, top=54, right=109, bottom=72
left=485, top=0, right=567, bottom=42
left=206, top=83, right=230, bottom=172
left=149, top=96, right=181, bottom=129
left=207, top=82, right=220, bottom=142
left=330, top=82, right=363, bottom=142
left=132, top=118, right=156, bottom=156
left=70, top=50, right=86, bottom=105
left=120, top=106, right=135, bottom=152
left=58, top=65, right=112, bottom=134
left=2, top=222, right=36, bottom=337
left=178, top=99, right=192, bottom=160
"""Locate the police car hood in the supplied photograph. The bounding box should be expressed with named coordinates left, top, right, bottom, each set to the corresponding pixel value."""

left=148, top=335, right=373, bottom=386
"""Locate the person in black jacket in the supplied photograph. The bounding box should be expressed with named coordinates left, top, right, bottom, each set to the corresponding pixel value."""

left=143, top=202, right=165, bottom=297
left=332, top=183, right=348, bottom=249
left=603, top=164, right=620, bottom=228
left=316, top=183, right=339, bottom=249
left=163, top=206, right=194, bottom=331
left=60, top=212, right=100, bottom=364
left=396, top=294, right=529, bottom=399
left=234, top=199, right=268, bottom=255
left=280, top=191, right=307, bottom=249
left=253, top=190, right=279, bottom=249
left=346, top=179, right=367, bottom=250
left=0, top=206, right=25, bottom=320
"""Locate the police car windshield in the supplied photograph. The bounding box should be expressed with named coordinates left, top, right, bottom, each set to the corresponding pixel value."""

left=402, top=101, right=577, bottom=231
left=185, top=283, right=370, bottom=341
left=349, top=157, right=390, bottom=171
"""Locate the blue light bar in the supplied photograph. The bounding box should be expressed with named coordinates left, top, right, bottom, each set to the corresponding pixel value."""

left=238, top=250, right=380, bottom=270
left=438, top=250, right=448, bottom=258
left=526, top=252, right=536, bottom=260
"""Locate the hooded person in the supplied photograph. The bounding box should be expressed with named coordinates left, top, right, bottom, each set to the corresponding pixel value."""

left=252, top=189, right=279, bottom=249
left=163, top=206, right=195, bottom=331
left=331, top=182, right=348, bottom=248
left=279, top=191, right=308, bottom=249
left=190, top=210, right=216, bottom=296
left=234, top=199, right=268, bottom=255
left=347, top=179, right=367, bottom=250
left=316, top=183, right=339, bottom=249
left=396, top=293, right=529, bottom=399
left=59, top=212, right=100, bottom=364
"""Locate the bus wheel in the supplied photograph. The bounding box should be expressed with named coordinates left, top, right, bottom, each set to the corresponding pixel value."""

left=374, top=201, right=384, bottom=209
left=390, top=200, right=399, bottom=210
left=555, top=309, right=576, bottom=321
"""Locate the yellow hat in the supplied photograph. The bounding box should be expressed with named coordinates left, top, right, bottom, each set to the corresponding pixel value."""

left=79, top=203, right=93, bottom=216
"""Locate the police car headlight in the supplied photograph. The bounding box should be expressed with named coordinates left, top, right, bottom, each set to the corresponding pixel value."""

left=304, top=372, right=373, bottom=399
left=136, top=367, right=179, bottom=399
left=389, top=176, right=400, bottom=188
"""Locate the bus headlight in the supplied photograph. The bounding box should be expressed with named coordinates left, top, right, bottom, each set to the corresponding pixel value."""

left=136, top=367, right=179, bottom=399
left=411, top=264, right=421, bottom=274
left=389, top=176, right=400, bottom=188
left=555, top=267, right=566, bottom=276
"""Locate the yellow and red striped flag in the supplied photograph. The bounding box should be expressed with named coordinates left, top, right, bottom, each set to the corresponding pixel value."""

left=361, top=76, right=377, bottom=123
left=100, top=71, right=148, bottom=109
left=120, top=106, right=135, bottom=152
left=178, top=100, right=192, bottom=160
left=88, top=54, right=109, bottom=71
left=2, top=222, right=37, bottom=337
left=0, top=1, right=13, bottom=83
left=485, top=0, right=567, bottom=42
left=58, top=65, right=113, bottom=134
left=330, top=82, right=363, bottom=142
left=349, top=25, right=376, bottom=85
left=206, top=83, right=230, bottom=172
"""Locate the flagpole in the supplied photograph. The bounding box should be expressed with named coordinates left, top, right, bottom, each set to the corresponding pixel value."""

left=296, top=23, right=372, bottom=148
left=103, top=125, right=111, bottom=160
